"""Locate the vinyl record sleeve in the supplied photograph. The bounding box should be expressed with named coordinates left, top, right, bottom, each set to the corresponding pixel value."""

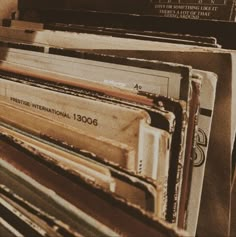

left=0, top=47, right=200, bottom=226
left=0, top=134, right=189, bottom=237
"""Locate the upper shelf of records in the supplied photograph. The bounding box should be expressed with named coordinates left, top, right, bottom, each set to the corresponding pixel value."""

left=17, top=0, right=236, bottom=49
left=18, top=0, right=236, bottom=21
